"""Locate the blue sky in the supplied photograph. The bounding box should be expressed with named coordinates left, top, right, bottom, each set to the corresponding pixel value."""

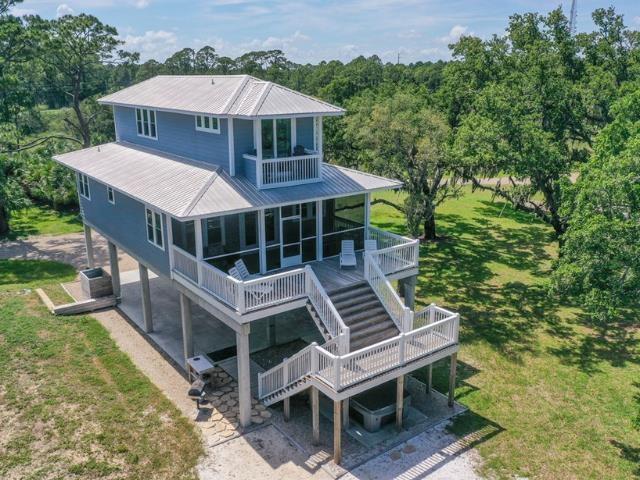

left=12, top=1, right=640, bottom=64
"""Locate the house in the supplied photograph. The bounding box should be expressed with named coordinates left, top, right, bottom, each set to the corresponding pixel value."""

left=53, top=75, right=460, bottom=464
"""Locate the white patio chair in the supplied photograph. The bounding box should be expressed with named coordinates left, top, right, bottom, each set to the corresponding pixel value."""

left=364, top=239, right=378, bottom=252
left=339, top=240, right=357, bottom=269
left=234, top=259, right=260, bottom=280
left=228, top=267, right=243, bottom=281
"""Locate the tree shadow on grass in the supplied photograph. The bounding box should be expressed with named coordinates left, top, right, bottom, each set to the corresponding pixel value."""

left=415, top=210, right=561, bottom=362
left=609, top=381, right=640, bottom=478
left=548, top=310, right=640, bottom=374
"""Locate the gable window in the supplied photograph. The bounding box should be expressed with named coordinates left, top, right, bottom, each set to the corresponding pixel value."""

left=77, top=173, right=90, bottom=200
left=145, top=207, right=164, bottom=250
left=136, top=108, right=157, bottom=139
left=107, top=186, right=115, bottom=204
left=195, top=114, right=220, bottom=134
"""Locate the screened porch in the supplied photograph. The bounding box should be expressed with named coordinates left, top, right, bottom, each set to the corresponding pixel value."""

left=168, top=193, right=419, bottom=315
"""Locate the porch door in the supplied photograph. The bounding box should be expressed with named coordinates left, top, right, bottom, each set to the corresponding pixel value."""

left=280, top=204, right=301, bottom=267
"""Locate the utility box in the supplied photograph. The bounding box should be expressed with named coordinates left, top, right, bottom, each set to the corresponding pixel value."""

left=79, top=267, right=113, bottom=299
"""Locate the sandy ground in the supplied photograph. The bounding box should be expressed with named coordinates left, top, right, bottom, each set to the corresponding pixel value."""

left=0, top=231, right=138, bottom=272
left=2, top=232, right=484, bottom=479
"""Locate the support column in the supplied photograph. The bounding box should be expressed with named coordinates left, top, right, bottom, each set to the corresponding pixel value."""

left=333, top=399, right=342, bottom=465
left=402, top=275, right=417, bottom=310
left=266, top=317, right=276, bottom=347
left=180, top=293, right=193, bottom=364
left=427, top=364, right=433, bottom=395
left=396, top=375, right=405, bottom=429
left=83, top=224, right=95, bottom=268
left=283, top=397, right=291, bottom=421
left=139, top=263, right=153, bottom=333
left=311, top=387, right=320, bottom=445
left=342, top=398, right=349, bottom=428
left=236, top=328, right=252, bottom=428
left=448, top=352, right=457, bottom=407
left=107, top=241, right=121, bottom=301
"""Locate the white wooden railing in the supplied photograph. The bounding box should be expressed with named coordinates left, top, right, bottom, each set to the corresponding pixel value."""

left=367, top=227, right=419, bottom=274
left=171, top=245, right=306, bottom=314
left=413, top=304, right=455, bottom=329
left=364, top=252, right=413, bottom=332
left=305, top=266, right=350, bottom=354
left=258, top=311, right=459, bottom=398
left=243, top=152, right=322, bottom=189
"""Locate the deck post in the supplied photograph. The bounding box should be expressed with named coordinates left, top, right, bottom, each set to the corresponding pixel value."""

left=427, top=364, right=433, bottom=395
left=107, top=241, right=121, bottom=301
left=83, top=224, right=95, bottom=268
left=333, top=399, right=341, bottom=465
left=236, top=327, right=252, bottom=428
left=266, top=317, right=276, bottom=346
left=179, top=293, right=193, bottom=363
left=396, top=375, right=405, bottom=429
left=448, top=352, right=457, bottom=407
left=139, top=263, right=153, bottom=333
left=342, top=398, right=349, bottom=428
left=401, top=275, right=416, bottom=310
left=283, top=397, right=290, bottom=421
left=311, top=387, right=320, bottom=445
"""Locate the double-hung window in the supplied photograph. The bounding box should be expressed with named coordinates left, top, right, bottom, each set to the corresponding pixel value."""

left=136, top=108, right=157, bottom=139
left=77, top=173, right=90, bottom=200
left=195, top=114, right=220, bottom=134
left=145, top=207, right=164, bottom=250
left=107, top=186, right=115, bottom=204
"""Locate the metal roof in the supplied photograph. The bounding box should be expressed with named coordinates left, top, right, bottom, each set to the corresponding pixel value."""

left=98, top=75, right=345, bottom=118
left=53, top=142, right=401, bottom=219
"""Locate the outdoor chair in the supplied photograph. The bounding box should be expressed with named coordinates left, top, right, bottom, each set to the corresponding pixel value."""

left=364, top=239, right=378, bottom=252
left=234, top=259, right=260, bottom=280
left=229, top=261, right=273, bottom=301
left=339, top=240, right=357, bottom=269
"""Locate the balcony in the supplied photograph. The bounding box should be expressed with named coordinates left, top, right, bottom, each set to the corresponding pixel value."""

left=243, top=149, right=322, bottom=189
left=170, top=226, right=419, bottom=316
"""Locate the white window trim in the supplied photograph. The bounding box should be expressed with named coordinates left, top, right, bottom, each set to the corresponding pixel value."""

left=145, top=207, right=165, bottom=251
left=195, top=114, right=221, bottom=134
left=77, top=173, right=90, bottom=200
left=107, top=186, right=115, bottom=205
left=135, top=108, right=158, bottom=140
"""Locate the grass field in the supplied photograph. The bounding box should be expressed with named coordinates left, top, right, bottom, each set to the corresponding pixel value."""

left=4, top=205, right=83, bottom=239
left=371, top=189, right=640, bottom=480
left=0, top=260, right=202, bottom=479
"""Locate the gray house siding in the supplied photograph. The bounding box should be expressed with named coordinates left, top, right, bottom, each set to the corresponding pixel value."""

left=296, top=117, right=314, bottom=149
left=233, top=118, right=254, bottom=178
left=114, top=106, right=229, bottom=170
left=80, top=177, right=170, bottom=276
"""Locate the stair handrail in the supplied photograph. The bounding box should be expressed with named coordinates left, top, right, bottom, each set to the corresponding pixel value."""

left=304, top=265, right=350, bottom=354
left=364, top=251, right=414, bottom=332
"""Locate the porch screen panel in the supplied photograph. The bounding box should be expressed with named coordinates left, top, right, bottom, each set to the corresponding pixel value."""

left=322, top=194, right=365, bottom=258
left=171, top=219, right=196, bottom=256
left=202, top=211, right=260, bottom=273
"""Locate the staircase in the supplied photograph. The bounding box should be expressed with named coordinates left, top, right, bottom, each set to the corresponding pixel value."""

left=328, top=281, right=399, bottom=351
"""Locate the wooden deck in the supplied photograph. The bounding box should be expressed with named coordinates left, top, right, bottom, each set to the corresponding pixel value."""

left=307, top=254, right=364, bottom=293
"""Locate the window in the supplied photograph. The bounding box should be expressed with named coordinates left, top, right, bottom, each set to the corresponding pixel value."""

left=322, top=194, right=366, bottom=258
left=260, top=118, right=292, bottom=159
left=136, top=108, right=157, bottom=139
left=107, top=186, right=115, bottom=204
left=145, top=208, right=164, bottom=249
left=171, top=218, right=196, bottom=256
left=77, top=173, right=90, bottom=200
left=195, top=114, right=220, bottom=133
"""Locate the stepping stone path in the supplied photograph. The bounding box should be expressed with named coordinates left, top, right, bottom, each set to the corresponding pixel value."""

left=199, top=366, right=272, bottom=444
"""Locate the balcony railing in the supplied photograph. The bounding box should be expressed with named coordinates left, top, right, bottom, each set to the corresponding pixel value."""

left=243, top=149, right=322, bottom=189
left=171, top=227, right=419, bottom=316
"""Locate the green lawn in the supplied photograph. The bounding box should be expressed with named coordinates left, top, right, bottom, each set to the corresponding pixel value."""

left=4, top=205, right=83, bottom=239
left=371, top=188, right=640, bottom=480
left=0, top=260, right=202, bottom=479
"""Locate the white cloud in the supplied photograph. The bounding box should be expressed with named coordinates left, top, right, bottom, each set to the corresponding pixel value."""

left=56, top=3, right=74, bottom=17
left=123, top=30, right=178, bottom=61
left=10, top=7, right=37, bottom=16
left=398, top=29, right=421, bottom=39
left=440, top=25, right=469, bottom=44
left=133, top=0, right=151, bottom=8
